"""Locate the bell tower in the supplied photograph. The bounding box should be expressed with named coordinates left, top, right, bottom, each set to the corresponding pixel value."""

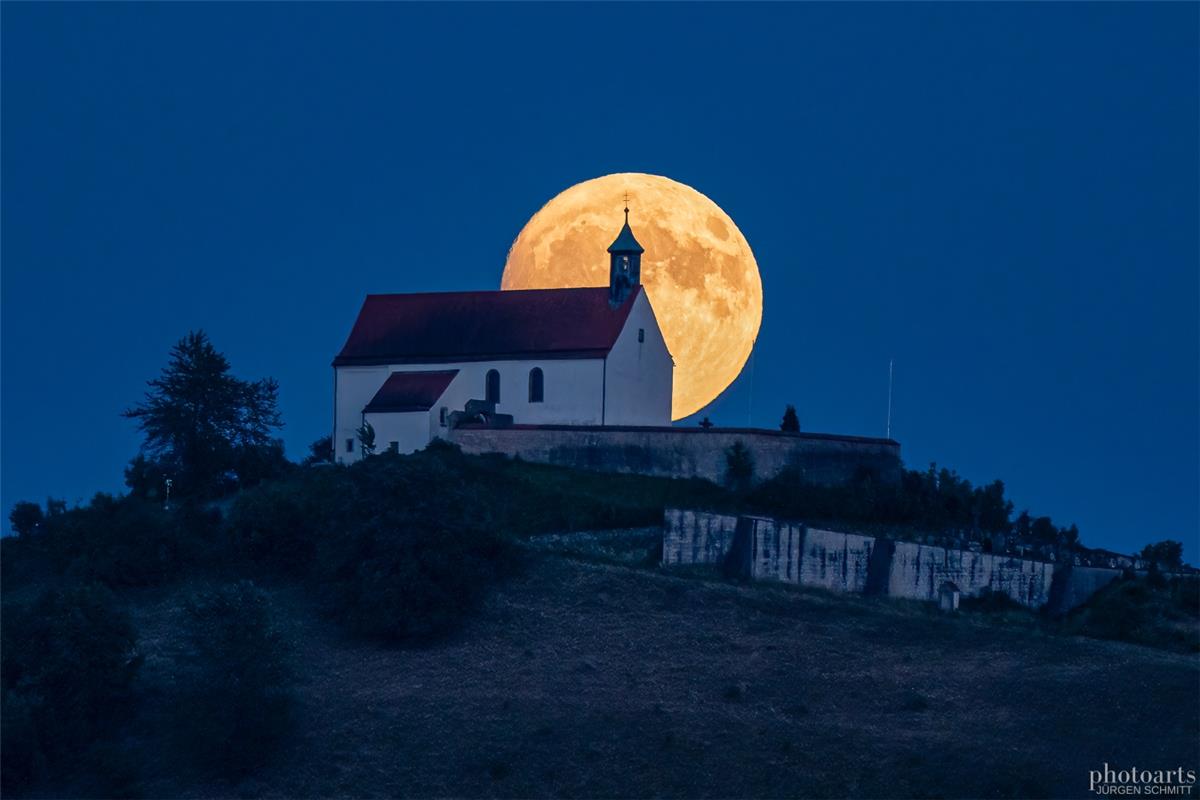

left=607, top=200, right=644, bottom=307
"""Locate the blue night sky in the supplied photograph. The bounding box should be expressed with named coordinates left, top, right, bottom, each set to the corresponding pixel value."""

left=3, top=4, right=1197, bottom=560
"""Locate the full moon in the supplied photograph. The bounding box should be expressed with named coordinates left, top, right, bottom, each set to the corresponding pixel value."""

left=502, top=173, right=763, bottom=420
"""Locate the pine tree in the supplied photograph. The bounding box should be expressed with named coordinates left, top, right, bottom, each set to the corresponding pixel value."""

left=123, top=331, right=282, bottom=496
left=780, top=405, right=800, bottom=432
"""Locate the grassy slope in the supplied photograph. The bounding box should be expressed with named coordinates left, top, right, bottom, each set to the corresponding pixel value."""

left=125, top=553, right=1198, bottom=800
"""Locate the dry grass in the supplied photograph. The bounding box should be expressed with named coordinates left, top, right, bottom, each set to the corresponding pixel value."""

left=118, top=553, right=1199, bottom=799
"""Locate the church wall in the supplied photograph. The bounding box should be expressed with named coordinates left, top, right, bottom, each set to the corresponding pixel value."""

left=603, top=291, right=673, bottom=426
left=364, top=409, right=434, bottom=456
left=437, top=358, right=606, bottom=430
left=335, top=365, right=389, bottom=463
left=335, top=359, right=609, bottom=463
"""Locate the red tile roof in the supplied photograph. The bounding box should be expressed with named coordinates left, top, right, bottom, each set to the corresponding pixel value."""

left=362, top=370, right=458, bottom=413
left=334, top=286, right=641, bottom=367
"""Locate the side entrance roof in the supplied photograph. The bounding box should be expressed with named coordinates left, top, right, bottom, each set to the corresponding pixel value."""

left=362, top=370, right=459, bottom=413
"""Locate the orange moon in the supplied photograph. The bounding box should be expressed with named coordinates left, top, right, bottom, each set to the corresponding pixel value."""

left=502, top=173, right=763, bottom=420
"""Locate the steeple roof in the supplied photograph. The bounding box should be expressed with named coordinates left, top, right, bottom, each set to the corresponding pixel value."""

left=607, top=209, right=645, bottom=254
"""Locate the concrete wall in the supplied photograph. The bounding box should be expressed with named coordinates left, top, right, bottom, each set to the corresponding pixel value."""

left=1046, top=564, right=1123, bottom=615
left=662, top=508, right=1121, bottom=613
left=798, top=527, right=877, bottom=594
left=886, top=541, right=1056, bottom=608
left=450, top=426, right=901, bottom=486
left=662, top=508, right=740, bottom=566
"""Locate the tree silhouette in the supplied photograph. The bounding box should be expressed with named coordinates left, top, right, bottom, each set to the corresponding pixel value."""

left=123, top=331, right=282, bottom=496
left=8, top=501, right=43, bottom=537
left=725, top=441, right=755, bottom=491
left=780, top=405, right=800, bottom=432
left=1140, top=540, right=1183, bottom=569
left=357, top=420, right=377, bottom=457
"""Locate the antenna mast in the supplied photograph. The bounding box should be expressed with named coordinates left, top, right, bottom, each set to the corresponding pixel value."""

left=886, top=358, right=894, bottom=440
left=747, top=344, right=756, bottom=427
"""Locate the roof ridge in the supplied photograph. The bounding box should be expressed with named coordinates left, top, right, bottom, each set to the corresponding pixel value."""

left=364, top=286, right=608, bottom=300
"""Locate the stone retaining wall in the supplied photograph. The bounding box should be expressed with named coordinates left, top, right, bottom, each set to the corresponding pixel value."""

left=449, top=425, right=901, bottom=486
left=663, top=508, right=1126, bottom=613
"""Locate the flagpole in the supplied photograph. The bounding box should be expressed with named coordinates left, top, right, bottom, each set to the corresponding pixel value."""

left=886, top=358, right=894, bottom=440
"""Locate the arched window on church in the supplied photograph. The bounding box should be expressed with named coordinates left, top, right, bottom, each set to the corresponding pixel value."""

left=528, top=367, right=544, bottom=403
left=485, top=369, right=500, bottom=404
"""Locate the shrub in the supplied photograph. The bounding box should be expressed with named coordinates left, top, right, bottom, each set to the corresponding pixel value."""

left=1062, top=574, right=1200, bottom=653
left=725, top=441, right=755, bottom=491
left=173, top=581, right=295, bottom=776
left=1140, top=540, right=1184, bottom=570
left=42, top=494, right=213, bottom=587
left=1, top=584, right=141, bottom=795
left=322, top=510, right=520, bottom=642
left=302, top=435, right=334, bottom=465
left=227, top=444, right=731, bottom=643
left=8, top=501, right=44, bottom=537
left=227, top=466, right=352, bottom=576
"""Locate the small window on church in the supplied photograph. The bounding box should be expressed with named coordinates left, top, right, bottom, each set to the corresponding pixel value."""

left=528, top=367, right=544, bottom=403
left=638, top=328, right=645, bottom=343
left=345, top=438, right=354, bottom=453
left=439, top=407, right=448, bottom=427
left=485, top=369, right=500, bottom=404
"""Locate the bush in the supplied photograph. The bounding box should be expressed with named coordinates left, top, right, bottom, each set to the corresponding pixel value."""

left=325, top=512, right=519, bottom=641
left=1140, top=540, right=1184, bottom=570
left=725, top=441, right=755, bottom=491
left=230, top=450, right=523, bottom=641
left=8, top=500, right=44, bottom=537
left=227, top=444, right=730, bottom=642
left=1062, top=574, right=1199, bottom=653
left=40, top=494, right=216, bottom=587
left=227, top=467, right=352, bottom=576
left=173, top=581, right=295, bottom=776
left=1, top=584, right=141, bottom=795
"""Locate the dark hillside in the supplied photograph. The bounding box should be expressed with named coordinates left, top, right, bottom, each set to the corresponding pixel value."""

left=120, top=554, right=1197, bottom=799
left=4, top=446, right=1197, bottom=798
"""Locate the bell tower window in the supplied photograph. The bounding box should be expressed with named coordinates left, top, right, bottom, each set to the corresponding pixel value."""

left=607, top=200, right=644, bottom=308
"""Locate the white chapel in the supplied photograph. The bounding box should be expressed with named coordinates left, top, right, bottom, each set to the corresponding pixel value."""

left=332, top=211, right=673, bottom=462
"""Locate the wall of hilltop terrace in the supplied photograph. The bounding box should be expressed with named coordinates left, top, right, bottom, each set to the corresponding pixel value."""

left=448, top=426, right=901, bottom=486
left=662, top=508, right=740, bottom=566
left=662, top=509, right=1131, bottom=613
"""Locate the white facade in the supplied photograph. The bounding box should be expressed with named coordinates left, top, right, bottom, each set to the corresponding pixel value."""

left=334, top=290, right=672, bottom=463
